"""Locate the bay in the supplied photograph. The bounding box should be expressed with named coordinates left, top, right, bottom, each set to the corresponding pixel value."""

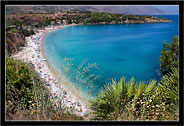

left=43, top=15, right=178, bottom=99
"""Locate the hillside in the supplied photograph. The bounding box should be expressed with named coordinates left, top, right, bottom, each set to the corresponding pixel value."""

left=6, top=6, right=167, bottom=15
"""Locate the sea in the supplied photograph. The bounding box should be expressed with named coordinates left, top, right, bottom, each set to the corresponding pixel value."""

left=43, top=15, right=179, bottom=100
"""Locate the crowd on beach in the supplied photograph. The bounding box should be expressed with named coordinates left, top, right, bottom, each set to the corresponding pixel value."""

left=12, top=24, right=89, bottom=117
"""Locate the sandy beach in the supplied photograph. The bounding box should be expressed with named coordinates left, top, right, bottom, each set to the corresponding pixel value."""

left=11, top=24, right=90, bottom=118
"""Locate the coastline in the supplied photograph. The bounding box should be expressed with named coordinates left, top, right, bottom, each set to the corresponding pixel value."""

left=10, top=18, right=174, bottom=118
left=40, top=24, right=90, bottom=105
left=11, top=24, right=91, bottom=118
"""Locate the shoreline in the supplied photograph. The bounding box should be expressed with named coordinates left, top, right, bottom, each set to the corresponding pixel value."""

left=10, top=20, right=173, bottom=118
left=40, top=24, right=90, bottom=105
left=11, top=24, right=91, bottom=118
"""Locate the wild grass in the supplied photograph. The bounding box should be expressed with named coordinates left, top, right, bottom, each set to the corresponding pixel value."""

left=6, top=57, right=84, bottom=120
left=62, top=57, right=100, bottom=97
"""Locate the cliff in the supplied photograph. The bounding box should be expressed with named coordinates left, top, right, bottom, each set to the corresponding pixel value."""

left=6, top=31, right=26, bottom=56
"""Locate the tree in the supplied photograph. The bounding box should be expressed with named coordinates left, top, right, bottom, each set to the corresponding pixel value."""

left=160, top=36, right=179, bottom=75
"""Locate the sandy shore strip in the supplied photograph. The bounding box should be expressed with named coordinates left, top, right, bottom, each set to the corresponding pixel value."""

left=11, top=24, right=91, bottom=118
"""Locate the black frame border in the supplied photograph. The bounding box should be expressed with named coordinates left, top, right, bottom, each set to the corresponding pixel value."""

left=1, top=1, right=183, bottom=126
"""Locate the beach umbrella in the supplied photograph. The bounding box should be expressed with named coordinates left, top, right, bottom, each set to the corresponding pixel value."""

left=55, top=96, right=58, bottom=99
left=77, top=101, right=81, bottom=106
left=46, top=83, right=50, bottom=86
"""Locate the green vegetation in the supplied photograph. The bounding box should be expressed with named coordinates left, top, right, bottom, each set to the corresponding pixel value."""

left=90, top=37, right=179, bottom=121
left=6, top=51, right=179, bottom=120
left=6, top=12, right=170, bottom=30
left=160, top=36, right=179, bottom=75
left=5, top=10, right=178, bottom=120
left=6, top=57, right=83, bottom=120
left=90, top=68, right=179, bottom=120
left=22, top=29, right=35, bottom=37
left=90, top=78, right=157, bottom=120
left=157, top=68, right=179, bottom=113
left=6, top=17, right=35, bottom=37
left=60, top=12, right=169, bottom=25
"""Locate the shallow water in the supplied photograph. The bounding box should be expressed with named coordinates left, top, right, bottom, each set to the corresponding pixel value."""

left=43, top=15, right=178, bottom=99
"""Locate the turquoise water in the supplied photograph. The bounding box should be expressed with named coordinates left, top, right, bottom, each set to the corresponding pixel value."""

left=43, top=15, right=178, bottom=99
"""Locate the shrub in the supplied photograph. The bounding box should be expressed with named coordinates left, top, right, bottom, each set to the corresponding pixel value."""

left=90, top=69, right=179, bottom=121
left=90, top=77, right=157, bottom=120
left=6, top=57, right=84, bottom=120
left=160, top=36, right=179, bottom=75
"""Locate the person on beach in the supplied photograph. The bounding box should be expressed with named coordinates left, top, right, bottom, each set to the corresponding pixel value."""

left=11, top=26, right=87, bottom=116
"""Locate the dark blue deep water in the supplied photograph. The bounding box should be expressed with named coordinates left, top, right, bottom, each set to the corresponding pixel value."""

left=43, top=15, right=178, bottom=99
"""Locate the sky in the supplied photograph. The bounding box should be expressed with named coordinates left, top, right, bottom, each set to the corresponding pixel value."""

left=153, top=5, right=179, bottom=15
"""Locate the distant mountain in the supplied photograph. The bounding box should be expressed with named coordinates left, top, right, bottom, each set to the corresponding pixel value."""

left=153, top=6, right=179, bottom=15
left=118, top=6, right=168, bottom=15
left=6, top=6, right=168, bottom=15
